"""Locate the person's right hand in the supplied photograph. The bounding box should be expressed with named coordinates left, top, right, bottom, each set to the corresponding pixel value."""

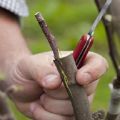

left=6, top=51, right=108, bottom=120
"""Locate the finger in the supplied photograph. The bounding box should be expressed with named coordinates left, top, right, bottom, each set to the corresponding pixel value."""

left=44, top=81, right=96, bottom=105
left=14, top=101, right=34, bottom=118
left=17, top=53, right=62, bottom=89
left=30, top=102, right=74, bottom=120
left=44, top=83, right=69, bottom=100
left=84, top=80, right=99, bottom=96
left=40, top=94, right=73, bottom=116
left=44, top=80, right=98, bottom=100
left=76, top=52, right=108, bottom=85
left=39, top=51, right=72, bottom=89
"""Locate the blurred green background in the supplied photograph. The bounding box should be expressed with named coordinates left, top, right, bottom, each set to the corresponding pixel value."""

left=10, top=0, right=116, bottom=119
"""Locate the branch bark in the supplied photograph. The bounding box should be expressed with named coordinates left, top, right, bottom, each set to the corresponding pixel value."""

left=35, top=12, right=59, bottom=59
left=91, top=110, right=105, bottom=120
left=35, top=12, right=91, bottom=120
left=94, top=1, right=120, bottom=120
left=94, top=0, right=119, bottom=76
left=54, top=55, right=91, bottom=120
left=0, top=80, right=15, bottom=120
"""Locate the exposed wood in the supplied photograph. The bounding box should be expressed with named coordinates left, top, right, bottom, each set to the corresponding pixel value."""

left=54, top=55, right=91, bottom=120
left=35, top=13, right=91, bottom=120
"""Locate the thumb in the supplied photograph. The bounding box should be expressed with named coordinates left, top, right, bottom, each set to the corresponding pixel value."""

left=17, top=53, right=61, bottom=90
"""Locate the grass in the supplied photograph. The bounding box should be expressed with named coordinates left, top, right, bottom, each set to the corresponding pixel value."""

left=9, top=0, right=117, bottom=119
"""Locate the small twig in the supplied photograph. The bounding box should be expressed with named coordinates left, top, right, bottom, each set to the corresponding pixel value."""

left=95, top=0, right=119, bottom=80
left=0, top=80, right=16, bottom=120
left=95, top=0, right=120, bottom=89
left=94, top=1, right=120, bottom=120
left=0, top=91, right=15, bottom=120
left=0, top=80, right=8, bottom=92
left=94, top=0, right=119, bottom=76
left=0, top=80, right=18, bottom=96
left=35, top=12, right=59, bottom=59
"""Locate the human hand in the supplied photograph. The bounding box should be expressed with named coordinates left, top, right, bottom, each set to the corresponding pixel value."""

left=6, top=51, right=108, bottom=120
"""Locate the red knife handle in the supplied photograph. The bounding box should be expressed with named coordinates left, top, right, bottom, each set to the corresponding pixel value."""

left=73, top=34, right=94, bottom=69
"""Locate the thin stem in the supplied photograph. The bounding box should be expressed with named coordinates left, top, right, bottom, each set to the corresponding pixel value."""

left=35, top=12, right=59, bottom=59
left=94, top=0, right=119, bottom=76
left=0, top=80, right=16, bottom=120
left=95, top=1, right=120, bottom=120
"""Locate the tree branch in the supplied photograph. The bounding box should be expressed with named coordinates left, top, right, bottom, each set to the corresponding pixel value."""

left=94, top=0, right=119, bottom=76
left=35, top=12, right=91, bottom=120
left=35, top=12, right=59, bottom=59
left=0, top=80, right=15, bottom=120
left=91, top=110, right=105, bottom=120
left=94, top=1, right=120, bottom=120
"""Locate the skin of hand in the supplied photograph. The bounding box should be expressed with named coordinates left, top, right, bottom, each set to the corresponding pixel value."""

left=6, top=51, right=108, bottom=120
left=0, top=8, right=108, bottom=120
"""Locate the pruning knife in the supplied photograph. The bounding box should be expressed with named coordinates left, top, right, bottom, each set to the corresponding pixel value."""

left=73, top=0, right=112, bottom=68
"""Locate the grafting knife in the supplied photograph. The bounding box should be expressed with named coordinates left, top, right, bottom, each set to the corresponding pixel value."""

left=73, top=0, right=112, bottom=68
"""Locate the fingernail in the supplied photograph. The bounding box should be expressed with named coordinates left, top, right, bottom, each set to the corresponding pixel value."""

left=42, top=74, right=58, bottom=87
left=30, top=103, right=37, bottom=113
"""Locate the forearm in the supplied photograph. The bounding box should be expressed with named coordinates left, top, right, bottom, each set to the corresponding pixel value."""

left=0, top=8, right=31, bottom=73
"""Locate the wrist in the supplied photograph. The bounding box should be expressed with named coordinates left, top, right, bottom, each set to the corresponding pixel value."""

left=0, top=8, right=31, bottom=74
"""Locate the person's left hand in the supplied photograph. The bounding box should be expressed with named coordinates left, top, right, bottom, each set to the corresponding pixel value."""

left=7, top=51, right=108, bottom=120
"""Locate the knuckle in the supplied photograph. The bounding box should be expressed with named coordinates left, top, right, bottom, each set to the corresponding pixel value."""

left=95, top=53, right=109, bottom=71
